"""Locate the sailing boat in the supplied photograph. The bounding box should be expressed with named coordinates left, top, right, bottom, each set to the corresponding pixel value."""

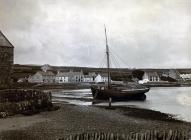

left=90, top=26, right=150, bottom=100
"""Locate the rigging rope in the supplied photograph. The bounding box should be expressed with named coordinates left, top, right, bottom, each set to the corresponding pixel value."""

left=110, top=47, right=128, bottom=67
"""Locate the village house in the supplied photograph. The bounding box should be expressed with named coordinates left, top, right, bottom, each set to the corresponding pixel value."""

left=180, top=74, right=191, bottom=81
left=83, top=75, right=94, bottom=83
left=95, top=73, right=108, bottom=83
left=55, top=70, right=96, bottom=83
left=28, top=64, right=56, bottom=83
left=142, top=72, right=160, bottom=82
left=28, top=71, right=55, bottom=83
left=55, top=70, right=84, bottom=83
left=0, top=30, right=14, bottom=89
left=55, top=71, right=69, bottom=83
left=162, top=69, right=181, bottom=81
left=68, top=70, right=84, bottom=83
left=140, top=69, right=182, bottom=84
left=83, top=72, right=96, bottom=83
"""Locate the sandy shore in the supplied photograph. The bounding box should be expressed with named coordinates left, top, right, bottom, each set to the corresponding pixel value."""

left=0, top=103, right=191, bottom=140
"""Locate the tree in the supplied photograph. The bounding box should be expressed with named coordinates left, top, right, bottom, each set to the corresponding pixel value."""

left=132, top=70, right=144, bottom=80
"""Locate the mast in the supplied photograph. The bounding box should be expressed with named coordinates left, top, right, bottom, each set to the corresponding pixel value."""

left=104, top=25, right=111, bottom=87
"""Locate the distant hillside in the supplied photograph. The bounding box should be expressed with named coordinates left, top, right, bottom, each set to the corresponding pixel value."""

left=176, top=69, right=191, bottom=74
left=12, top=64, right=41, bottom=82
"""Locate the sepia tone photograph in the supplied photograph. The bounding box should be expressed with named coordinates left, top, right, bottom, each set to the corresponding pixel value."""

left=0, top=0, right=191, bottom=139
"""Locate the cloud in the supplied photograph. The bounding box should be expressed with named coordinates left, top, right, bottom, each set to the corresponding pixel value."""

left=0, top=0, right=191, bottom=68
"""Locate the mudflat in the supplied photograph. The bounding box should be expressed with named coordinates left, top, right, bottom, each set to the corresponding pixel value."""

left=0, top=103, right=190, bottom=140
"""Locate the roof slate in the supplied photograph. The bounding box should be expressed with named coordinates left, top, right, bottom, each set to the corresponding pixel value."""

left=37, top=71, right=55, bottom=76
left=145, top=72, right=159, bottom=77
left=0, top=30, right=14, bottom=47
left=56, top=71, right=84, bottom=77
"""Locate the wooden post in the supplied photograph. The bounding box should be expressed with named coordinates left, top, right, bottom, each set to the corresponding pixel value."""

left=109, top=97, right=112, bottom=107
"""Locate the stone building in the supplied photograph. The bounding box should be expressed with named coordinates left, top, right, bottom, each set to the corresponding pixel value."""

left=142, top=72, right=160, bottom=82
left=162, top=69, right=181, bottom=81
left=28, top=71, right=55, bottom=83
left=67, top=69, right=84, bottom=83
left=0, top=31, right=14, bottom=89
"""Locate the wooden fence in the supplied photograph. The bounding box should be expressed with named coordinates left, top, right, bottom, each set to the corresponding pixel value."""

left=63, top=130, right=191, bottom=140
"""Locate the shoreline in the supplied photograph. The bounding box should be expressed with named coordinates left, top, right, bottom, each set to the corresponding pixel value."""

left=11, top=83, right=191, bottom=91
left=98, top=106, right=185, bottom=123
left=0, top=103, right=190, bottom=139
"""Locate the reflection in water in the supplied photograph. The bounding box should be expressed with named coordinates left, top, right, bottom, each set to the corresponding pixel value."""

left=52, top=89, right=93, bottom=106
left=177, top=94, right=191, bottom=106
left=52, top=87, right=191, bottom=122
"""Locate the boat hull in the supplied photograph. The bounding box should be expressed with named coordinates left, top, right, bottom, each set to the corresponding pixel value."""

left=91, top=86, right=149, bottom=101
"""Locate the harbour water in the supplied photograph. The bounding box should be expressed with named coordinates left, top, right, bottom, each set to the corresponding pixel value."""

left=52, top=87, right=191, bottom=122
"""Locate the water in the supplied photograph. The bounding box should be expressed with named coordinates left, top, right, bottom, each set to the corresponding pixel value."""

left=52, top=87, right=191, bottom=122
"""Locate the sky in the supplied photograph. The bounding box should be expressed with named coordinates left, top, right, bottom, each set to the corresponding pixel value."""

left=0, top=0, right=191, bottom=68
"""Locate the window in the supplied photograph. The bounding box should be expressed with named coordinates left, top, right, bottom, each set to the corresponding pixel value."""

left=150, top=77, right=152, bottom=81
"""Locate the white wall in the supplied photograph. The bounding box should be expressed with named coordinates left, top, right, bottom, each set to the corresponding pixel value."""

left=55, top=76, right=69, bottom=83
left=84, top=77, right=93, bottom=82
left=95, top=74, right=108, bottom=83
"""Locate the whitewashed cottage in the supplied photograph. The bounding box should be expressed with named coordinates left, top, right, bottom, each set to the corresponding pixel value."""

left=83, top=75, right=94, bottom=82
left=55, top=72, right=69, bottom=83
left=70, top=70, right=84, bottom=83
left=55, top=70, right=84, bottom=83
left=142, top=72, right=160, bottom=82
left=83, top=72, right=96, bottom=83
left=95, top=73, right=108, bottom=83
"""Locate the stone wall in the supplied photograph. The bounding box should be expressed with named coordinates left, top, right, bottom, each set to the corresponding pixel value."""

left=0, top=89, right=52, bottom=117
left=0, top=46, right=14, bottom=89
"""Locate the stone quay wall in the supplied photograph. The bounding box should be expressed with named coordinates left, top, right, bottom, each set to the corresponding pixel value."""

left=0, top=89, right=52, bottom=117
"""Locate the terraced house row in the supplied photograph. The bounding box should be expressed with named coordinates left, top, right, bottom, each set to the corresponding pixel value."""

left=27, top=67, right=108, bottom=84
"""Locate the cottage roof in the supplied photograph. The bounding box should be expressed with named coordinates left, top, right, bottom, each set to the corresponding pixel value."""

left=56, top=71, right=84, bottom=77
left=37, top=71, right=55, bottom=76
left=0, top=30, right=14, bottom=47
left=68, top=71, right=83, bottom=76
left=88, top=72, right=96, bottom=76
left=84, top=75, right=92, bottom=78
left=145, top=72, right=159, bottom=77
left=56, top=72, right=69, bottom=77
left=99, top=73, right=108, bottom=77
